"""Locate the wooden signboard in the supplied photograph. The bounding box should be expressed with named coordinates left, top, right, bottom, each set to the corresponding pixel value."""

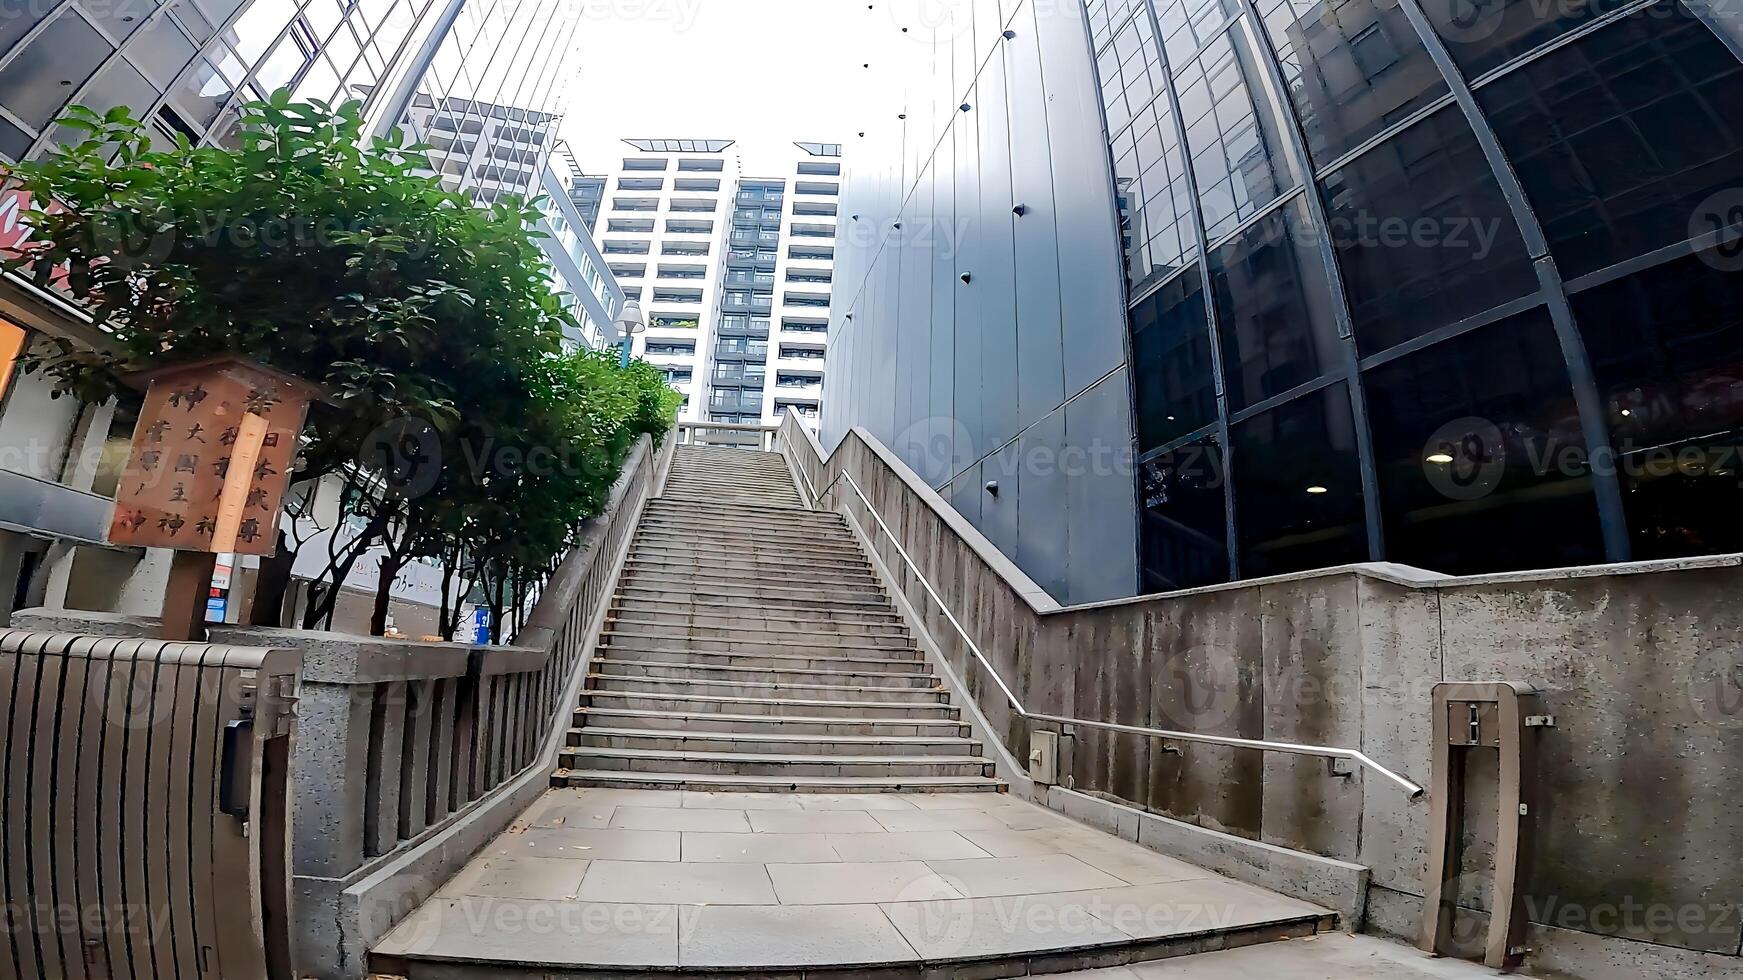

left=109, top=357, right=319, bottom=556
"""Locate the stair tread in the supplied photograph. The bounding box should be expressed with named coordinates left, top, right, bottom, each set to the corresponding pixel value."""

left=570, top=726, right=975, bottom=746
left=554, top=770, right=1005, bottom=789
left=595, top=658, right=935, bottom=680
left=598, top=644, right=921, bottom=663
left=584, top=689, right=943, bottom=711
left=590, top=674, right=943, bottom=697
left=604, top=630, right=913, bottom=653
left=575, top=706, right=968, bottom=728
left=562, top=746, right=990, bottom=764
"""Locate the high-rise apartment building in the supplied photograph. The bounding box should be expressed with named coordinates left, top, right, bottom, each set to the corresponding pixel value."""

left=824, top=0, right=1743, bottom=605
left=0, top=0, right=618, bottom=627
left=601, top=139, right=841, bottom=427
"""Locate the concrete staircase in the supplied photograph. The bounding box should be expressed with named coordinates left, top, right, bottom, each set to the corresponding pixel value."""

left=554, top=443, right=1004, bottom=793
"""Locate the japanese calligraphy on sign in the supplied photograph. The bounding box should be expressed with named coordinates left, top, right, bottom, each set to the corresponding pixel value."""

left=109, top=357, right=320, bottom=555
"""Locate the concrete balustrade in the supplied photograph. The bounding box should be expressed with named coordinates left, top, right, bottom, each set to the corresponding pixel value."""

left=9, top=432, right=670, bottom=978
left=785, top=416, right=1743, bottom=980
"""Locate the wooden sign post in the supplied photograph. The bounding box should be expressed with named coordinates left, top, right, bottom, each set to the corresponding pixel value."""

left=107, top=357, right=320, bottom=640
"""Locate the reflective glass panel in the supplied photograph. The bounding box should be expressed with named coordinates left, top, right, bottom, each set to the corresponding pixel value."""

left=1177, top=30, right=1296, bottom=240
left=1417, top=0, right=1633, bottom=79
left=1209, top=195, right=1343, bottom=410
left=78, top=0, right=161, bottom=44
left=1364, top=307, right=1603, bottom=573
left=1572, top=245, right=1743, bottom=559
left=1321, top=104, right=1535, bottom=355
left=1476, top=2, right=1743, bottom=278
left=1156, top=0, right=1240, bottom=69
left=1140, top=437, right=1230, bottom=591
left=1131, top=267, right=1217, bottom=451
left=1255, top=0, right=1448, bottom=169
left=1231, top=382, right=1368, bottom=575
left=1114, top=93, right=1196, bottom=294
left=0, top=10, right=114, bottom=129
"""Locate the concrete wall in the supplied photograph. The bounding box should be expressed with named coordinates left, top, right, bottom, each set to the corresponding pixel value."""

left=821, top=425, right=1743, bottom=980
left=822, top=0, right=1139, bottom=605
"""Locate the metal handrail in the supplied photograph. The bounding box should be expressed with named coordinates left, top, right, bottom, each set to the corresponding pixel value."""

left=810, top=468, right=1426, bottom=799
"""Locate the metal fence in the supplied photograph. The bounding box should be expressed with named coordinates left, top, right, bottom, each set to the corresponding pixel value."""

left=1, top=632, right=301, bottom=980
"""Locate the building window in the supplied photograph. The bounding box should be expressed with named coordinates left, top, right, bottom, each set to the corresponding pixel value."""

left=1475, top=2, right=1743, bottom=279
left=1208, top=196, right=1342, bottom=411
left=1131, top=267, right=1217, bottom=452
left=1140, top=437, right=1230, bottom=591
left=1231, top=383, right=1368, bottom=576
left=1175, top=31, right=1296, bottom=240
left=1321, top=105, right=1536, bottom=356
left=1253, top=0, right=1447, bottom=170
left=1571, top=244, right=1743, bottom=560
left=1364, top=307, right=1603, bottom=573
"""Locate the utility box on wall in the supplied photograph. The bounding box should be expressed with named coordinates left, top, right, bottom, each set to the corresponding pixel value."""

left=1029, top=729, right=1058, bottom=785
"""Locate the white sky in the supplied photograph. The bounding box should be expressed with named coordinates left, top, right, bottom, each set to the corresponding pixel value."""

left=556, top=0, right=894, bottom=175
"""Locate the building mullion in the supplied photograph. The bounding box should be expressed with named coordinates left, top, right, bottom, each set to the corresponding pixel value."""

left=1391, top=0, right=1633, bottom=564
left=1137, top=0, right=1243, bottom=582
left=1232, top=1, right=1387, bottom=562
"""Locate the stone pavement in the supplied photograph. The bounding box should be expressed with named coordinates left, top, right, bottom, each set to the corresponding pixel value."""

left=373, top=788, right=1338, bottom=974
left=1037, top=932, right=1528, bottom=978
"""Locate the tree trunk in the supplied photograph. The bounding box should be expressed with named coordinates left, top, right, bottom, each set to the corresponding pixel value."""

left=248, top=531, right=296, bottom=627
left=370, top=551, right=407, bottom=636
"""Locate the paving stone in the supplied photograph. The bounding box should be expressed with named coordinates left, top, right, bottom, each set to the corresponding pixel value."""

left=611, top=806, right=754, bottom=832
left=577, top=860, right=777, bottom=905
left=373, top=898, right=681, bottom=966
left=437, top=855, right=590, bottom=901
left=797, top=793, right=924, bottom=810
left=683, top=832, right=839, bottom=863
left=1079, top=879, right=1326, bottom=940
left=750, top=809, right=886, bottom=834
left=957, top=828, right=1071, bottom=858
left=767, top=860, right=966, bottom=905
left=488, top=827, right=681, bottom=862
left=677, top=904, right=918, bottom=967
left=926, top=854, right=1129, bottom=898
left=881, top=891, right=1132, bottom=960
left=873, top=809, right=1015, bottom=833
left=1046, top=932, right=1515, bottom=978
left=828, top=831, right=993, bottom=862
left=682, top=791, right=806, bottom=811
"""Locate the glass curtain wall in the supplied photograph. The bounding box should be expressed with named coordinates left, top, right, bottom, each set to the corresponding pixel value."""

left=0, top=0, right=441, bottom=161
left=394, top=0, right=583, bottom=203
left=1096, top=0, right=1743, bottom=590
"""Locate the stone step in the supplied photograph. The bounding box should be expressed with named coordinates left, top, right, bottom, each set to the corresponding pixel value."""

left=578, top=689, right=958, bottom=720
left=565, top=725, right=978, bottom=756
left=636, top=509, right=836, bottom=528
left=638, top=507, right=846, bottom=530
left=588, top=673, right=948, bottom=704
left=662, top=479, right=801, bottom=495
left=603, top=630, right=916, bottom=658
left=595, top=657, right=939, bottom=689
left=605, top=616, right=911, bottom=645
left=599, top=646, right=927, bottom=674
left=624, top=544, right=870, bottom=572
left=619, top=567, right=884, bottom=597
left=612, top=578, right=886, bottom=605
left=573, top=705, right=969, bottom=737
left=645, top=498, right=823, bottom=519
left=633, top=522, right=859, bottom=548
left=550, top=769, right=1006, bottom=793
left=630, top=532, right=864, bottom=560
left=659, top=492, right=804, bottom=508
left=558, top=746, right=996, bottom=778
left=611, top=596, right=903, bottom=626
left=616, top=586, right=893, bottom=614
left=607, top=611, right=909, bottom=638
left=621, top=564, right=882, bottom=592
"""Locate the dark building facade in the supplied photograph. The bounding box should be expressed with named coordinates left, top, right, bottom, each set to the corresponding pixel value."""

left=824, top=0, right=1743, bottom=601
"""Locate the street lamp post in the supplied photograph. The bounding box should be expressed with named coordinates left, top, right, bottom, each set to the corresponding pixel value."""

left=615, top=300, right=646, bottom=368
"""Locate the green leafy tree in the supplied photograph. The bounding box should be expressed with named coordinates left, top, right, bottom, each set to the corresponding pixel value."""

left=1, top=96, right=677, bottom=637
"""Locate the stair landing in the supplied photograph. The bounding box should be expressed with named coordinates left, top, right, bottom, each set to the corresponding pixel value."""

left=371, top=788, right=1336, bottom=978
